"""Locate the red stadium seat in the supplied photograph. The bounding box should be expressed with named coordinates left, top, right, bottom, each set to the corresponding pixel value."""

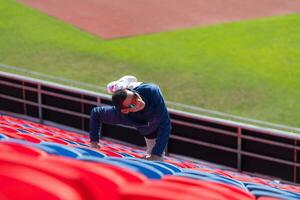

left=193, top=167, right=233, bottom=178
left=99, top=149, right=124, bottom=157
left=119, top=150, right=143, bottom=158
left=41, top=136, right=70, bottom=145
left=0, top=153, right=121, bottom=200
left=0, top=141, right=48, bottom=158
left=121, top=180, right=250, bottom=200
left=46, top=156, right=148, bottom=184
left=37, top=129, right=55, bottom=136
left=0, top=126, right=23, bottom=139
left=0, top=168, right=83, bottom=200
left=102, top=145, right=143, bottom=158
left=15, top=133, right=43, bottom=143
left=165, top=160, right=192, bottom=168
left=257, top=197, right=283, bottom=200
left=162, top=176, right=255, bottom=200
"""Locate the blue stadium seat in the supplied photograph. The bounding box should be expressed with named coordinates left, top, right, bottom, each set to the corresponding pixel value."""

left=101, top=158, right=164, bottom=179
left=75, top=147, right=106, bottom=158
left=127, top=158, right=175, bottom=175
left=74, top=142, right=90, bottom=147
left=34, top=142, right=82, bottom=158
left=78, top=156, right=162, bottom=179
left=118, top=152, right=135, bottom=157
left=59, top=138, right=78, bottom=145
left=0, top=133, right=9, bottom=139
left=155, top=161, right=183, bottom=173
left=246, top=183, right=300, bottom=199
left=178, top=169, right=246, bottom=190
left=16, top=129, right=31, bottom=134
left=252, top=191, right=299, bottom=200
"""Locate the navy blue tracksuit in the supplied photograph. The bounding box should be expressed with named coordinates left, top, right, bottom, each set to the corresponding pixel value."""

left=89, top=83, right=171, bottom=156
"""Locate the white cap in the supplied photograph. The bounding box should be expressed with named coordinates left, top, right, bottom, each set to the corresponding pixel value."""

left=107, top=75, right=138, bottom=94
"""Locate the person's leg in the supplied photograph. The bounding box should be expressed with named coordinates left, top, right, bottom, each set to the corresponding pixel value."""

left=89, top=105, right=129, bottom=142
left=143, top=128, right=165, bottom=157
left=144, top=137, right=156, bottom=156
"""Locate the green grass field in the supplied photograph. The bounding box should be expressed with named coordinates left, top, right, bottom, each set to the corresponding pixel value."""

left=1, top=0, right=300, bottom=128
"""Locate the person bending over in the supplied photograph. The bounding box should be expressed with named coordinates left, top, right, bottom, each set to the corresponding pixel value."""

left=89, top=76, right=171, bottom=161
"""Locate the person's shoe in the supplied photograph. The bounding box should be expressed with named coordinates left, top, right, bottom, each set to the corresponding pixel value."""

left=142, top=154, right=164, bottom=161
left=90, top=141, right=101, bottom=148
left=107, top=75, right=138, bottom=94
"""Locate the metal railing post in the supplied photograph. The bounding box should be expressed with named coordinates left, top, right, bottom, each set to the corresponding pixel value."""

left=97, top=96, right=101, bottom=107
left=22, top=81, right=27, bottom=115
left=81, top=94, right=84, bottom=131
left=37, top=83, right=43, bottom=124
left=237, top=127, right=242, bottom=171
left=294, top=139, right=298, bottom=183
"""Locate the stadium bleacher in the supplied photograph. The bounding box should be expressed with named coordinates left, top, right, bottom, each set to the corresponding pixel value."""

left=1, top=114, right=300, bottom=200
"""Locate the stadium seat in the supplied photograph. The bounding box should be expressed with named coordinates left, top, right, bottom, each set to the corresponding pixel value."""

left=165, top=160, right=196, bottom=168
left=0, top=169, right=84, bottom=200
left=257, top=197, right=284, bottom=200
left=101, top=158, right=164, bottom=179
left=98, top=149, right=124, bottom=157
left=74, top=146, right=106, bottom=158
left=47, top=156, right=148, bottom=184
left=34, top=142, right=82, bottom=158
left=127, top=158, right=175, bottom=175
left=14, top=133, right=44, bottom=143
left=252, top=191, right=299, bottom=200
left=0, top=154, right=119, bottom=199
left=161, top=176, right=255, bottom=200
left=178, top=168, right=246, bottom=190
left=0, top=133, right=9, bottom=139
left=0, top=152, right=141, bottom=199
left=120, top=151, right=143, bottom=158
left=121, top=179, right=251, bottom=200
left=246, top=183, right=300, bottom=199
left=0, top=126, right=24, bottom=139
left=40, top=136, right=70, bottom=145
left=0, top=141, right=48, bottom=157
left=59, top=138, right=79, bottom=144
left=119, top=152, right=135, bottom=157
left=155, top=161, right=183, bottom=173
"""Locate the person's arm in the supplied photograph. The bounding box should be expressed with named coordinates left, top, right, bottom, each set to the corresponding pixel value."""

left=89, top=106, right=124, bottom=148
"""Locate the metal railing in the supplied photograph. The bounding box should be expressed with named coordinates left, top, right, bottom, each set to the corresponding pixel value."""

left=0, top=70, right=299, bottom=184
left=1, top=63, right=300, bottom=134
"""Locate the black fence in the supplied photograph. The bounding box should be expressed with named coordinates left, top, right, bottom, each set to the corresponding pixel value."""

left=0, top=71, right=299, bottom=184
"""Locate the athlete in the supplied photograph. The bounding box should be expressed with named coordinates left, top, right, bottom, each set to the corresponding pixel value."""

left=89, top=76, right=171, bottom=161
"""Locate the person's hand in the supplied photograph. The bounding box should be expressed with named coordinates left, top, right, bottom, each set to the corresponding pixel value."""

left=142, top=154, right=164, bottom=161
left=90, top=141, right=101, bottom=148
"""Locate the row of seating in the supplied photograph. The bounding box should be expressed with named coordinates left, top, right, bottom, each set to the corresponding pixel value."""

left=0, top=115, right=299, bottom=199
